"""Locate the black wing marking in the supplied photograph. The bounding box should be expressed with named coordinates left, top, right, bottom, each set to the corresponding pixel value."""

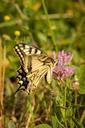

left=15, top=66, right=29, bottom=93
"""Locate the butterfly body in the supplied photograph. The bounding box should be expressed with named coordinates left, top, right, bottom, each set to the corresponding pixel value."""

left=14, top=43, right=56, bottom=93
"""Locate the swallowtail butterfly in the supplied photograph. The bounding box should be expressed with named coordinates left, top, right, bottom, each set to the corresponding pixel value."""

left=14, top=43, right=57, bottom=93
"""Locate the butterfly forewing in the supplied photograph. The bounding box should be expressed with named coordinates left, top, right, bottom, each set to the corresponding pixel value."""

left=15, top=43, right=45, bottom=72
left=15, top=43, right=42, bottom=56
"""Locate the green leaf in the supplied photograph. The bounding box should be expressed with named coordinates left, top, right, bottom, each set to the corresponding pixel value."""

left=52, top=115, right=58, bottom=128
left=77, top=65, right=85, bottom=94
left=35, top=124, right=52, bottom=128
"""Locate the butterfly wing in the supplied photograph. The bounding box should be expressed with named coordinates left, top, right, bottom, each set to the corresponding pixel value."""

left=26, top=56, right=50, bottom=92
left=15, top=43, right=44, bottom=73
left=14, top=43, right=55, bottom=93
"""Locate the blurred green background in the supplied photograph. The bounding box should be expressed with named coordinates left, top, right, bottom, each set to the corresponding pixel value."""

left=0, top=0, right=85, bottom=128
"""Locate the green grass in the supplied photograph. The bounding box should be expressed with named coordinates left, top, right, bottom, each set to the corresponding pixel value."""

left=0, top=0, right=85, bottom=128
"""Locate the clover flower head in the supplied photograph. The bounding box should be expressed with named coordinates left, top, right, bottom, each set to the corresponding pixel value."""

left=58, top=50, right=73, bottom=66
left=52, top=50, right=75, bottom=81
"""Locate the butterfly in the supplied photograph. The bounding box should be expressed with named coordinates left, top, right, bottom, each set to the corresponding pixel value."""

left=14, top=43, right=57, bottom=93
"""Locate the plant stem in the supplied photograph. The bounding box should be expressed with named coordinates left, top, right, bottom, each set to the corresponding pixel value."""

left=64, top=85, right=67, bottom=127
left=42, top=0, right=57, bottom=51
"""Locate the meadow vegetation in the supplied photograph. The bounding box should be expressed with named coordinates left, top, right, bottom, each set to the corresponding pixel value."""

left=0, top=0, right=85, bottom=128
